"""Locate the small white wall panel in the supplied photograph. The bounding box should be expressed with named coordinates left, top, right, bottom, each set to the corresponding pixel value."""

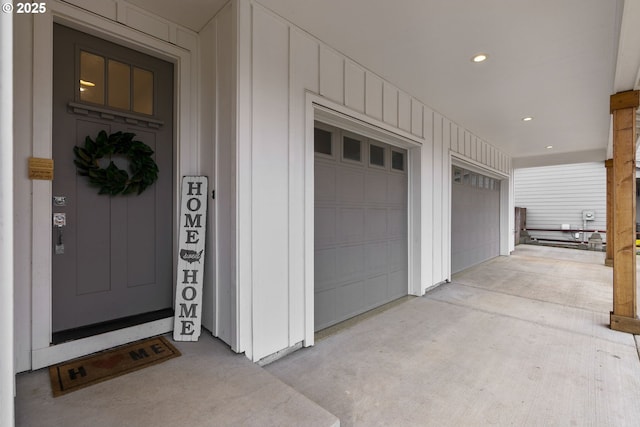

left=489, top=146, right=495, bottom=169
left=424, top=108, right=434, bottom=150
left=449, top=125, right=457, bottom=153
left=176, top=27, right=198, bottom=50
left=65, top=0, right=116, bottom=20
left=291, top=32, right=319, bottom=334
left=365, top=72, right=383, bottom=120
left=13, top=17, right=35, bottom=372
left=383, top=83, right=398, bottom=127
left=411, top=99, right=423, bottom=137
left=122, top=6, right=171, bottom=41
left=443, top=119, right=451, bottom=151
left=441, top=119, right=451, bottom=280
left=345, top=61, right=365, bottom=113
left=472, top=135, right=482, bottom=162
left=463, top=130, right=471, bottom=157
left=320, top=46, right=344, bottom=103
left=290, top=29, right=320, bottom=344
left=215, top=4, right=236, bottom=344
left=432, top=113, right=443, bottom=282
left=398, top=91, right=411, bottom=132
left=481, top=141, right=487, bottom=164
left=199, top=20, right=216, bottom=334
left=251, top=8, right=290, bottom=359
left=291, top=30, right=320, bottom=93
left=422, top=108, right=434, bottom=289
left=398, top=92, right=411, bottom=132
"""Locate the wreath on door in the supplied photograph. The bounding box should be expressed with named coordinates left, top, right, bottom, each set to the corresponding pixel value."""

left=73, top=130, right=159, bottom=196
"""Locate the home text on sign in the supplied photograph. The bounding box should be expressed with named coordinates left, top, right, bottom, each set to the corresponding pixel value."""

left=173, top=176, right=208, bottom=341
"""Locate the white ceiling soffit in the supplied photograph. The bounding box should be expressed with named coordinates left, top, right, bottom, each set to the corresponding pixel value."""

left=129, top=0, right=629, bottom=165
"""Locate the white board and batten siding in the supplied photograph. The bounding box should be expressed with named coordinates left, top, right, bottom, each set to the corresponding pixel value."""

left=514, top=162, right=607, bottom=242
left=199, top=2, right=240, bottom=351
left=203, top=1, right=513, bottom=362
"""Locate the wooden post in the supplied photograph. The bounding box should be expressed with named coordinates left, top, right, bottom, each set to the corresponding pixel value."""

left=604, top=159, right=613, bottom=267
left=610, top=90, right=640, bottom=334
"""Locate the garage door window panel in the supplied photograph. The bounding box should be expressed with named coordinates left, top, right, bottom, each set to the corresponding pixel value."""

left=342, top=134, right=363, bottom=164
left=369, top=143, right=386, bottom=169
left=391, top=150, right=405, bottom=171
left=314, top=126, right=334, bottom=157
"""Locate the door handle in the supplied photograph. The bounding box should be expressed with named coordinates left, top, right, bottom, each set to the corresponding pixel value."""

left=53, top=213, right=66, bottom=254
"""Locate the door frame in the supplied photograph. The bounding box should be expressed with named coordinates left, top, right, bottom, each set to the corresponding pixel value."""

left=31, top=1, right=199, bottom=369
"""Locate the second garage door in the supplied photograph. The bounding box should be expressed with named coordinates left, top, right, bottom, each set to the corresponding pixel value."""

left=451, top=165, right=501, bottom=274
left=314, top=122, right=408, bottom=331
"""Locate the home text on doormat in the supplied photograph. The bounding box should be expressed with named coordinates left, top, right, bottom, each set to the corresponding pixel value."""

left=49, top=336, right=181, bottom=397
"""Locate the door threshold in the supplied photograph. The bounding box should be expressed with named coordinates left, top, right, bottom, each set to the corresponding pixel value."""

left=52, top=308, right=174, bottom=345
left=32, top=317, right=173, bottom=370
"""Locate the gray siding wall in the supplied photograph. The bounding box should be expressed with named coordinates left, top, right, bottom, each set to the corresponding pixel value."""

left=514, top=162, right=606, bottom=242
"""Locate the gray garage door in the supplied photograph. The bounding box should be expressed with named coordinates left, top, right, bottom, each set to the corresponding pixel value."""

left=314, top=122, right=408, bottom=331
left=451, top=166, right=501, bottom=274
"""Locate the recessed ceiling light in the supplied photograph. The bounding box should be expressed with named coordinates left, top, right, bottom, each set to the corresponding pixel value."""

left=545, top=145, right=553, bottom=149
left=472, top=53, right=488, bottom=63
left=522, top=117, right=533, bottom=122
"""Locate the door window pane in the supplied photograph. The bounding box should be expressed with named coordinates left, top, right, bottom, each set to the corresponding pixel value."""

left=343, top=136, right=361, bottom=161
left=370, top=144, right=385, bottom=167
left=133, top=67, right=154, bottom=115
left=79, top=51, right=105, bottom=105
left=314, top=128, right=332, bottom=155
left=108, top=60, right=131, bottom=110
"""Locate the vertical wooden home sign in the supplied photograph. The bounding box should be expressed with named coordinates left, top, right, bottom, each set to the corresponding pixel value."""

left=173, top=176, right=208, bottom=341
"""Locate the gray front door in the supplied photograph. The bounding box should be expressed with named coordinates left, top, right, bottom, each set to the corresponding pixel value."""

left=52, top=24, right=174, bottom=333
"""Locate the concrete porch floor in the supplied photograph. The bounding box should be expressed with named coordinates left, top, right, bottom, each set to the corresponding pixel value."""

left=15, top=245, right=640, bottom=426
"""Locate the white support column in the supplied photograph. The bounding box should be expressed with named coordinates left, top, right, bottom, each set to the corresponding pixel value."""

left=0, top=3, right=15, bottom=426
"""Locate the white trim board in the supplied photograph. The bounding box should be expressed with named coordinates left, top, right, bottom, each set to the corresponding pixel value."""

left=29, top=0, right=199, bottom=370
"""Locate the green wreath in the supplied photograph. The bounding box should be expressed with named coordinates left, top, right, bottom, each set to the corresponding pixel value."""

left=73, top=130, right=159, bottom=196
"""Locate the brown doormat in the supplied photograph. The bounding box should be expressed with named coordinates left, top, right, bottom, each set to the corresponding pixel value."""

left=49, top=336, right=181, bottom=397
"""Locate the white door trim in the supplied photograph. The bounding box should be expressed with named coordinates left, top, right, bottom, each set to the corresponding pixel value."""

left=31, top=1, right=199, bottom=369
left=304, top=92, right=424, bottom=347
